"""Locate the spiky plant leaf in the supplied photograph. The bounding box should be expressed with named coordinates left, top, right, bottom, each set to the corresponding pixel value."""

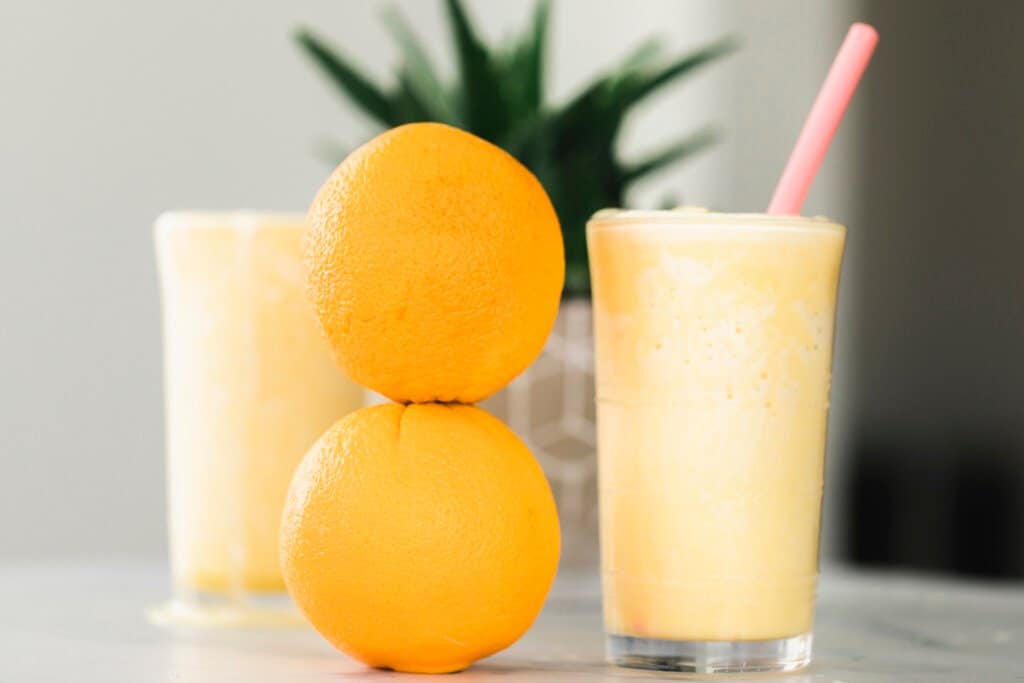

left=313, top=137, right=350, bottom=167
left=619, top=36, right=738, bottom=108
left=444, top=0, right=507, bottom=140
left=295, top=3, right=735, bottom=296
left=295, top=27, right=397, bottom=126
left=622, top=127, right=718, bottom=183
left=380, top=7, right=458, bottom=123
left=392, top=70, right=437, bottom=121
left=503, top=0, right=549, bottom=116
left=617, top=38, right=666, bottom=73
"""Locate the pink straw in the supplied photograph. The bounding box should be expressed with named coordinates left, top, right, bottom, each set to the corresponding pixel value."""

left=767, top=23, right=878, bottom=215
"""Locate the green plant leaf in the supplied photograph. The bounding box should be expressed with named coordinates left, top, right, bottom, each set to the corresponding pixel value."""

left=313, top=136, right=350, bottom=166
left=496, top=0, right=549, bottom=127
left=393, top=69, right=436, bottom=121
left=659, top=194, right=680, bottom=210
left=564, top=262, right=591, bottom=299
left=380, top=7, right=458, bottom=123
left=293, top=6, right=737, bottom=297
left=547, top=38, right=668, bottom=145
left=545, top=83, right=618, bottom=147
left=520, top=0, right=550, bottom=112
left=623, top=36, right=738, bottom=107
left=444, top=0, right=506, bottom=140
left=294, top=27, right=397, bottom=126
left=622, top=126, right=718, bottom=183
left=613, top=38, right=665, bottom=83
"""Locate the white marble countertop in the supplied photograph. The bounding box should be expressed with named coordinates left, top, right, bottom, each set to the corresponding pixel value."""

left=1, top=562, right=1022, bottom=682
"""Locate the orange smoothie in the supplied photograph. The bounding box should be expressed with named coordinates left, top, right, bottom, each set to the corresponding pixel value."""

left=588, top=210, right=844, bottom=662
left=155, top=212, right=364, bottom=602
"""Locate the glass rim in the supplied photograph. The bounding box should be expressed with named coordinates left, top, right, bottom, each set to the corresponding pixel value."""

left=154, top=211, right=306, bottom=235
left=587, top=208, right=845, bottom=235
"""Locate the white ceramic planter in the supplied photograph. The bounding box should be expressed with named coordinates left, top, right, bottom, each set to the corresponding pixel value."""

left=483, top=298, right=597, bottom=569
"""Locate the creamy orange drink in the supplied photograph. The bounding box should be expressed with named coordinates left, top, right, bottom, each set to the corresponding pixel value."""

left=588, top=209, right=845, bottom=672
left=154, top=212, right=364, bottom=624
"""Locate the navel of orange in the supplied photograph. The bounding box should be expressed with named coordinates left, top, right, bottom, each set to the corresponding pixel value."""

left=280, top=403, right=560, bottom=674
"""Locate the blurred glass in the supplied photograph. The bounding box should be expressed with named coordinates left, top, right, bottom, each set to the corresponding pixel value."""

left=151, top=212, right=364, bottom=625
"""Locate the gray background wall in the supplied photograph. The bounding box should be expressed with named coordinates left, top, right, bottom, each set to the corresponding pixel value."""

left=1, top=1, right=860, bottom=562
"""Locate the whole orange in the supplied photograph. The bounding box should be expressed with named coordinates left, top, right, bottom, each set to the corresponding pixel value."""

left=280, top=403, right=561, bottom=674
left=305, top=123, right=564, bottom=404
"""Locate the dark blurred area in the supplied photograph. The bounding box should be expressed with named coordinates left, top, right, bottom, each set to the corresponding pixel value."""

left=845, top=0, right=1024, bottom=579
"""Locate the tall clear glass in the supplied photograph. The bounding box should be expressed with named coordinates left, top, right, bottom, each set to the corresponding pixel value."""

left=588, top=209, right=845, bottom=673
left=152, top=212, right=364, bottom=626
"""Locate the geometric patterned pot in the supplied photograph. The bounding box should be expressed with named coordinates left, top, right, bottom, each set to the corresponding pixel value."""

left=483, top=298, right=598, bottom=569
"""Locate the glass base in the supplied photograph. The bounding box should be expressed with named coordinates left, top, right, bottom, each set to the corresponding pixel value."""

left=607, top=632, right=812, bottom=674
left=148, top=588, right=306, bottom=628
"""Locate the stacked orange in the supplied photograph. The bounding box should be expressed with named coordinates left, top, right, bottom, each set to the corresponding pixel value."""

left=280, top=123, right=564, bottom=673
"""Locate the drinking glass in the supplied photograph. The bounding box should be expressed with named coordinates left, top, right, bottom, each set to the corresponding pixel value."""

left=588, top=209, right=845, bottom=673
left=152, top=212, right=364, bottom=625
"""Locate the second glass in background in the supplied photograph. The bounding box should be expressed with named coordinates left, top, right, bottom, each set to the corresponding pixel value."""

left=153, top=212, right=364, bottom=625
